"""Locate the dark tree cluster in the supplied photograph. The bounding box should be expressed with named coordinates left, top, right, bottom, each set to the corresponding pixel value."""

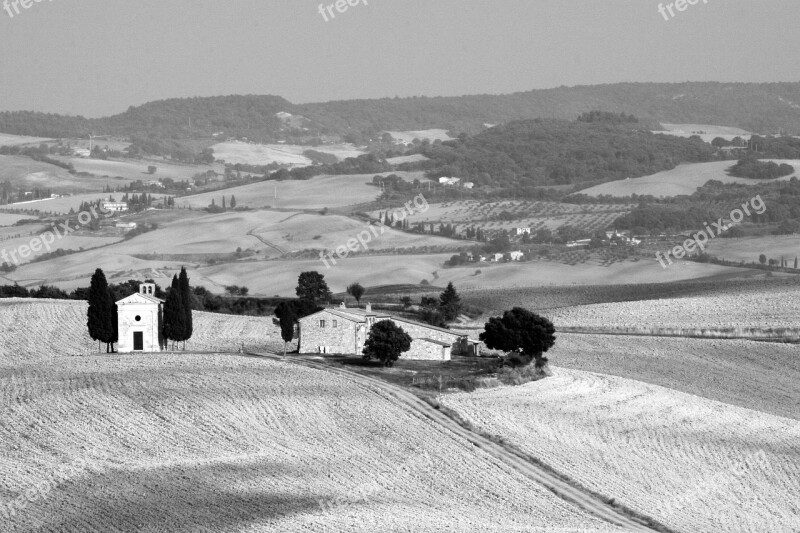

left=727, top=158, right=794, bottom=180
left=161, top=268, right=194, bottom=350
left=480, top=308, right=556, bottom=368
left=412, top=118, right=714, bottom=188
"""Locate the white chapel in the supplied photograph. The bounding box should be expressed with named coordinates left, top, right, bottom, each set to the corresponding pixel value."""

left=116, top=283, right=163, bottom=353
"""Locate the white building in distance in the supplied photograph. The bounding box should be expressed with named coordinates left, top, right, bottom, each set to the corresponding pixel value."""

left=116, top=283, right=162, bottom=353
left=102, top=202, right=128, bottom=213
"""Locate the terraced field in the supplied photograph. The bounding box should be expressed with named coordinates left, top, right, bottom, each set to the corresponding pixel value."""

left=9, top=193, right=171, bottom=215
left=0, top=302, right=631, bottom=532
left=178, top=173, right=396, bottom=210
left=58, top=157, right=223, bottom=182
left=386, top=129, right=453, bottom=143
left=372, top=200, right=635, bottom=235
left=0, top=133, right=54, bottom=146
left=579, top=160, right=797, bottom=198
left=442, top=367, right=800, bottom=533
left=705, top=234, right=800, bottom=264
left=546, top=285, right=800, bottom=330
left=550, top=333, right=800, bottom=421
left=211, top=142, right=364, bottom=167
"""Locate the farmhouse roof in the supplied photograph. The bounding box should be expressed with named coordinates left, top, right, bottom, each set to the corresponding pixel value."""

left=300, top=308, right=390, bottom=323
left=301, top=308, right=464, bottom=338
left=391, top=316, right=464, bottom=337
left=116, top=293, right=163, bottom=305
left=415, top=338, right=452, bottom=346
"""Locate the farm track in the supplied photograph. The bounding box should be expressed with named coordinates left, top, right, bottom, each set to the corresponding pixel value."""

left=247, top=228, right=290, bottom=255
left=251, top=351, right=668, bottom=533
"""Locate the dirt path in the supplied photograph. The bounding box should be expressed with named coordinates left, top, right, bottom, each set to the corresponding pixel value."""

left=247, top=228, right=290, bottom=255
left=251, top=351, right=668, bottom=533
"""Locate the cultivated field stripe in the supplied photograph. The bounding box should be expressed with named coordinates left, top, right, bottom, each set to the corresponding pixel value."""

left=251, top=351, right=666, bottom=533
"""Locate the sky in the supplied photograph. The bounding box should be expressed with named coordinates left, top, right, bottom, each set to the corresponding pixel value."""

left=0, top=0, right=798, bottom=117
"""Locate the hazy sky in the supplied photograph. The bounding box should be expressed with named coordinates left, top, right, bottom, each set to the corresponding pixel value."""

left=0, top=0, right=798, bottom=117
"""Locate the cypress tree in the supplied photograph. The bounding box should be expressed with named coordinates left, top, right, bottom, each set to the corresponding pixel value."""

left=87, top=268, right=115, bottom=353
left=162, top=275, right=186, bottom=350
left=439, top=282, right=462, bottom=322
left=178, top=267, right=193, bottom=349
left=109, top=287, right=119, bottom=353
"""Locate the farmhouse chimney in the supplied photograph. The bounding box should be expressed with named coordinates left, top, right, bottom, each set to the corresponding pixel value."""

left=366, top=303, right=372, bottom=313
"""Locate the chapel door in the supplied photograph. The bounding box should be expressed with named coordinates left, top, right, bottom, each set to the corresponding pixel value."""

left=133, top=332, right=144, bottom=351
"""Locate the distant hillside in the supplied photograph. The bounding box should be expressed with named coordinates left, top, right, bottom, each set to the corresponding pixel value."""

left=4, top=82, right=800, bottom=140
left=412, top=118, right=715, bottom=189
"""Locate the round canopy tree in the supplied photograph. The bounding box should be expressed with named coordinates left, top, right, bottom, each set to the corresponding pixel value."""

left=480, top=307, right=556, bottom=368
left=347, top=282, right=365, bottom=305
left=362, top=320, right=412, bottom=367
left=296, top=271, right=332, bottom=304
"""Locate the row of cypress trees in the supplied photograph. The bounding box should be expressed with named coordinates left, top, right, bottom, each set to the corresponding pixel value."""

left=87, top=267, right=193, bottom=352
left=162, top=268, right=193, bottom=350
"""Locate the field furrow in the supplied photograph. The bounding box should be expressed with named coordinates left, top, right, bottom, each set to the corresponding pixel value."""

left=442, top=367, right=800, bottom=533
left=0, top=353, right=628, bottom=532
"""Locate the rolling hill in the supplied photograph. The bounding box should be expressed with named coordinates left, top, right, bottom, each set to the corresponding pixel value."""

left=6, top=82, right=800, bottom=140
left=443, top=367, right=800, bottom=533
left=0, top=299, right=631, bottom=532
left=578, top=160, right=799, bottom=198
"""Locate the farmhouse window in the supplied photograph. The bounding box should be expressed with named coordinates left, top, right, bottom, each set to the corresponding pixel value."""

left=332, top=320, right=338, bottom=328
left=319, top=320, right=326, bottom=328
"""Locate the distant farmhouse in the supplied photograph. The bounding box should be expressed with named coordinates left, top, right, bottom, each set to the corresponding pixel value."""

left=298, top=303, right=478, bottom=360
left=606, top=230, right=642, bottom=246
left=516, top=227, right=531, bottom=235
left=103, top=201, right=128, bottom=213
left=481, top=251, right=524, bottom=262
left=116, top=283, right=162, bottom=353
left=566, top=239, right=591, bottom=248
left=438, top=177, right=461, bottom=186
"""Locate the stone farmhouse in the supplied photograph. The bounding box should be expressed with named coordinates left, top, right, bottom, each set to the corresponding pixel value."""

left=116, top=283, right=162, bottom=353
left=298, top=303, right=478, bottom=361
